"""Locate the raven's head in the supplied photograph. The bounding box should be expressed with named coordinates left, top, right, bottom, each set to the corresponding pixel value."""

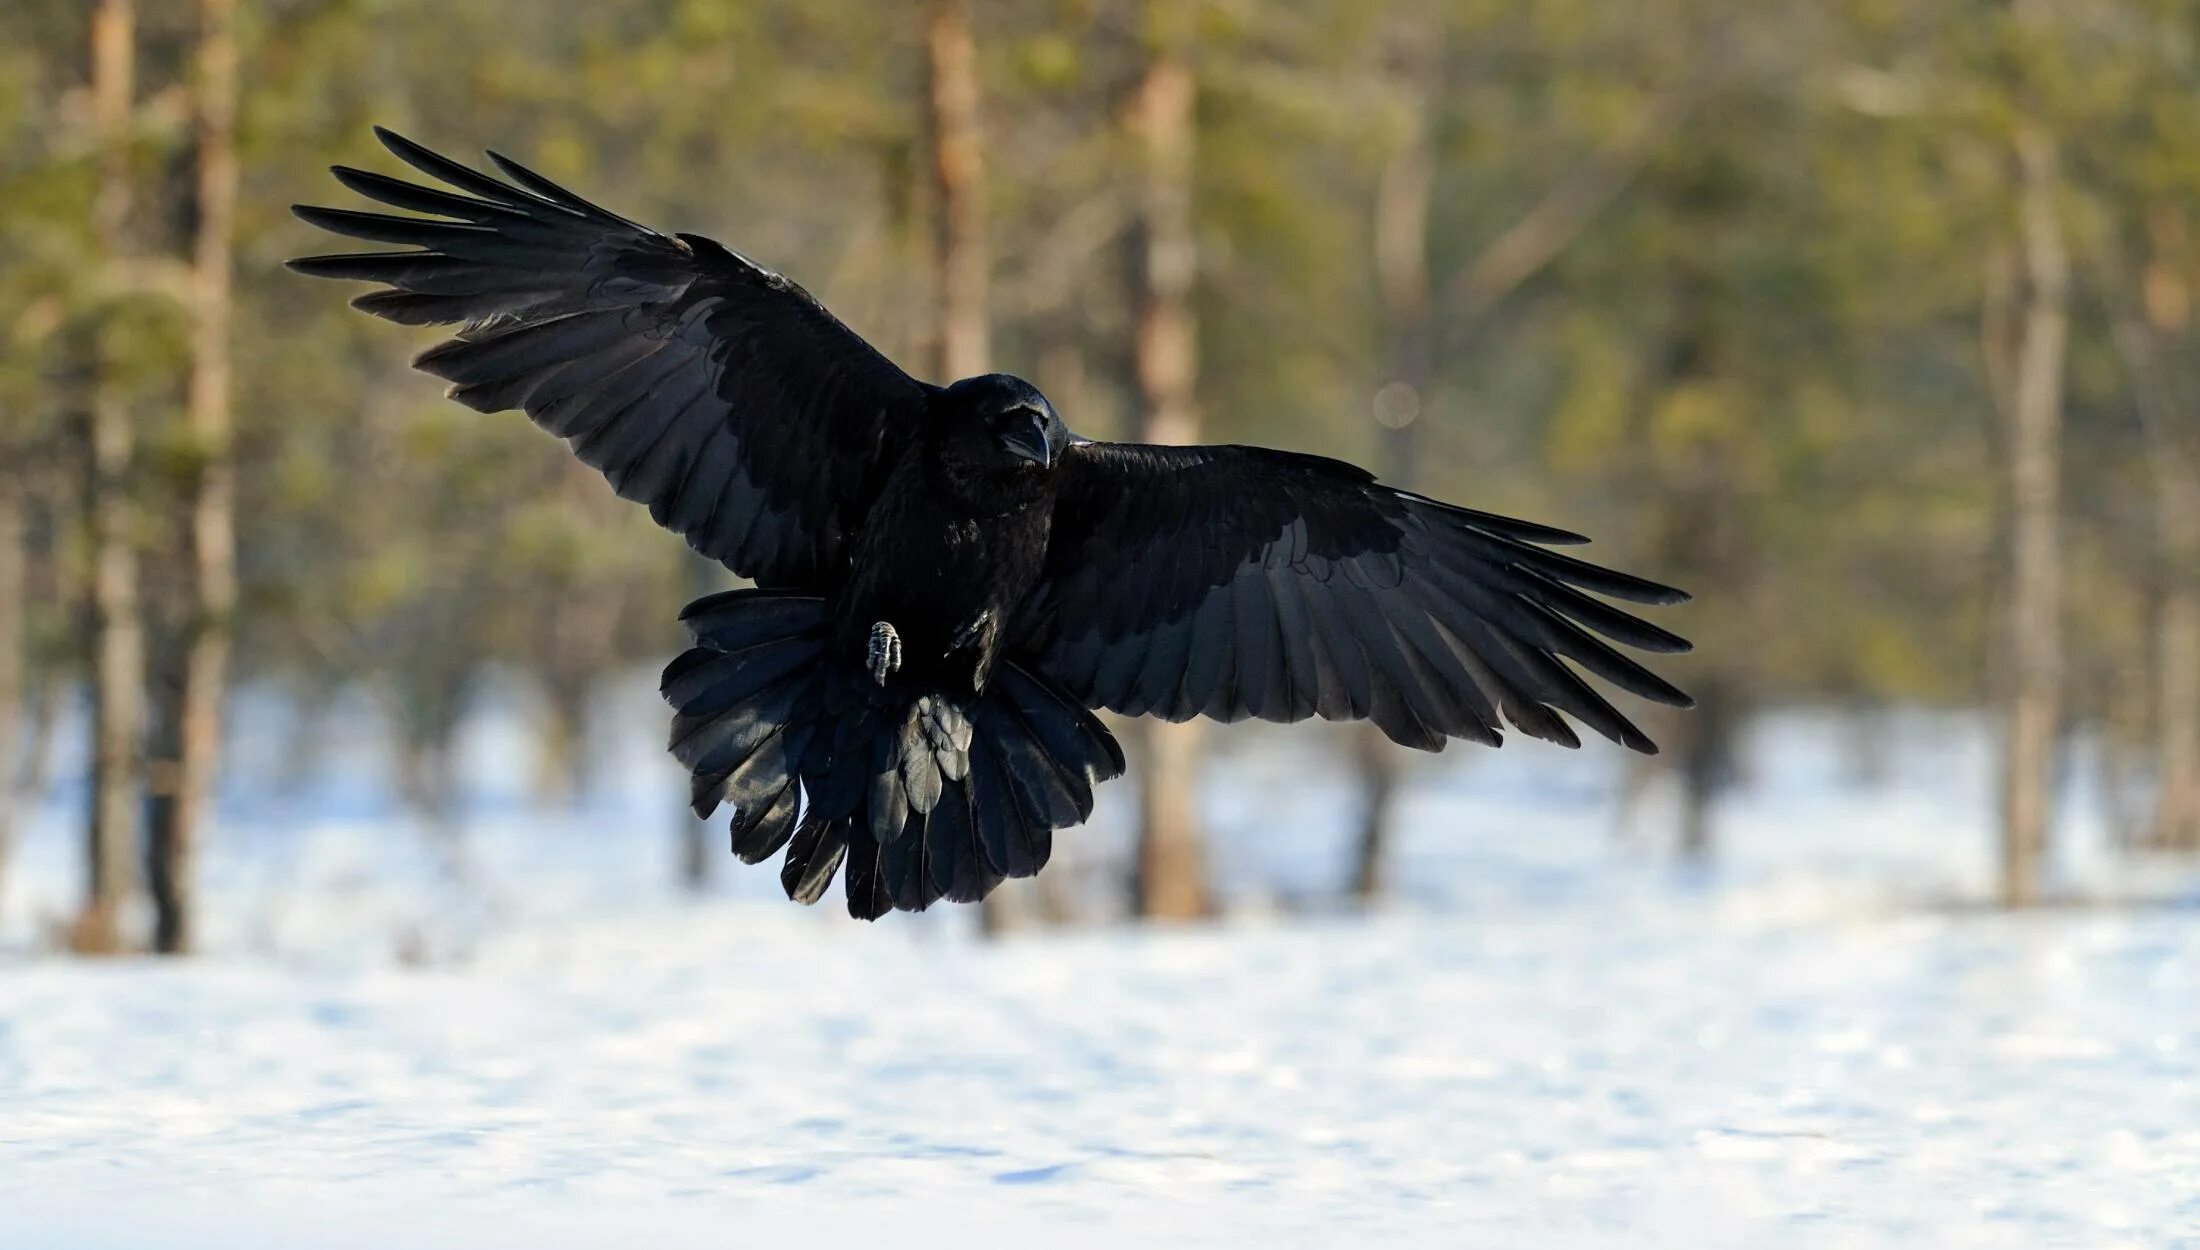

left=941, top=373, right=1069, bottom=472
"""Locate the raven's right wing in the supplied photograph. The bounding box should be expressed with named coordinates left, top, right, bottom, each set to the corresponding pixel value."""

left=290, top=128, right=932, bottom=589
left=1014, top=441, right=1693, bottom=753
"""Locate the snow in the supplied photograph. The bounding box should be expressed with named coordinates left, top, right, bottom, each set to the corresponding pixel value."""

left=2, top=682, right=2197, bottom=1248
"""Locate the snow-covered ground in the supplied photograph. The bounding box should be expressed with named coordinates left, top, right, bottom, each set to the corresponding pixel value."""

left=2, top=681, right=2197, bottom=1247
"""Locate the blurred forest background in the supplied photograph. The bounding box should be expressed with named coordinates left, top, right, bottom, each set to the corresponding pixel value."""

left=2, top=0, right=2197, bottom=954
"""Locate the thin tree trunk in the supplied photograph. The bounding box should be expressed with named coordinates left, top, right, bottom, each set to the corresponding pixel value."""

left=927, top=0, right=988, bottom=382
left=2110, top=209, right=2200, bottom=851
left=1127, top=24, right=1208, bottom=921
left=1350, top=726, right=1398, bottom=900
left=1029, top=332, right=1091, bottom=926
left=146, top=0, right=239, bottom=955
left=922, top=0, right=1024, bottom=932
left=2098, top=638, right=2150, bottom=852
left=1659, top=437, right=1743, bottom=860
left=1673, top=673, right=1737, bottom=858
left=535, top=671, right=593, bottom=806
left=77, top=0, right=143, bottom=954
left=680, top=553, right=720, bottom=891
left=1998, top=124, right=2067, bottom=907
left=399, top=709, right=467, bottom=875
left=17, top=668, right=63, bottom=813
left=2143, top=213, right=2200, bottom=853
left=679, top=812, right=712, bottom=891
left=535, top=550, right=619, bottom=808
left=1354, top=29, right=1686, bottom=889
left=0, top=483, right=23, bottom=924
left=1637, top=263, right=1745, bottom=860
left=1353, top=61, right=1436, bottom=903
left=2159, top=587, right=2200, bottom=851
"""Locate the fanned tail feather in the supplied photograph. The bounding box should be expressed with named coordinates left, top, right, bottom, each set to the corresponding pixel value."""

left=664, top=589, right=1125, bottom=919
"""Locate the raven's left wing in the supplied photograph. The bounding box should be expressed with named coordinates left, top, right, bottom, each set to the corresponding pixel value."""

left=290, top=128, right=932, bottom=589
left=1012, top=441, right=1693, bottom=752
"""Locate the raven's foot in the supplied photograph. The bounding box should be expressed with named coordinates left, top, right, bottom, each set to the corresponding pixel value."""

left=867, top=620, right=902, bottom=686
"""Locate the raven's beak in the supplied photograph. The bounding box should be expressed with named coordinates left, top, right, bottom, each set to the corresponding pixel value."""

left=1001, top=409, right=1056, bottom=468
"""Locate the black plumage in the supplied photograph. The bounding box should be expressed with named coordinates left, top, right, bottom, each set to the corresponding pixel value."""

left=292, top=129, right=1694, bottom=918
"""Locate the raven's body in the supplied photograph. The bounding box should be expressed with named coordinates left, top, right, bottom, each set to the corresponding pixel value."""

left=293, top=130, right=1696, bottom=918
left=835, top=380, right=1061, bottom=692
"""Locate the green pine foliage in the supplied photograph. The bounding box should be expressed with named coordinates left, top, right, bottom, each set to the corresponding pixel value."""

left=4, top=0, right=2195, bottom=797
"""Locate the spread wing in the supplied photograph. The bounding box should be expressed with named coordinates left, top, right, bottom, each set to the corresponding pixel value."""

left=1013, top=441, right=1694, bottom=753
left=289, top=127, right=931, bottom=589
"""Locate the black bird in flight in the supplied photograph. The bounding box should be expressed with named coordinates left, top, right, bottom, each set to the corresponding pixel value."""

left=292, top=129, right=1693, bottom=919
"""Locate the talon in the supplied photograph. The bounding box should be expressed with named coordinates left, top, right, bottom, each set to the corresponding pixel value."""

left=867, top=620, right=902, bottom=686
left=951, top=609, right=992, bottom=653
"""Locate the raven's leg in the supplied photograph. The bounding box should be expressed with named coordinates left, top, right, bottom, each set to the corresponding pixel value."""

left=867, top=620, right=902, bottom=686
left=950, top=609, right=992, bottom=653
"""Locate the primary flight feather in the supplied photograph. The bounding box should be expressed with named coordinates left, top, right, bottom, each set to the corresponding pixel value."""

left=292, top=129, right=1694, bottom=918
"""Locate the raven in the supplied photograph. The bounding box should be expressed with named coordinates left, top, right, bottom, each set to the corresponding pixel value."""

left=292, top=129, right=1693, bottom=919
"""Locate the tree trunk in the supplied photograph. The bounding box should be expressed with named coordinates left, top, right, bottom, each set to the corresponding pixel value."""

left=1998, top=124, right=2067, bottom=907
left=400, top=713, right=467, bottom=875
left=1127, top=26, right=1209, bottom=921
left=679, top=815, right=712, bottom=892
left=535, top=671, right=592, bottom=807
left=17, top=668, right=63, bottom=815
left=145, top=0, right=239, bottom=956
left=1353, top=25, right=1678, bottom=888
left=1352, top=52, right=1437, bottom=904
left=2153, top=587, right=2200, bottom=850
left=0, top=482, right=22, bottom=924
left=1350, top=726, right=1398, bottom=901
left=1659, top=436, right=1743, bottom=860
left=535, top=555, right=620, bottom=808
left=1029, top=333, right=1091, bottom=926
left=1637, top=263, right=1746, bottom=859
left=2117, top=209, right=2200, bottom=851
left=77, top=0, right=143, bottom=954
left=1673, top=673, right=1738, bottom=858
left=922, top=0, right=1025, bottom=931
left=680, top=553, right=720, bottom=891
left=927, top=0, right=988, bottom=382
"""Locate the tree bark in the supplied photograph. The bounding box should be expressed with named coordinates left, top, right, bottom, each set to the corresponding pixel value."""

left=1998, top=124, right=2067, bottom=906
left=1353, top=58, right=1436, bottom=903
left=2111, top=209, right=2200, bottom=851
left=2156, top=586, right=2200, bottom=850
left=534, top=547, right=620, bottom=809
left=1029, top=332, right=1092, bottom=926
left=1673, top=673, right=1737, bottom=859
left=927, top=0, right=989, bottom=383
left=1350, top=725, right=1398, bottom=901
left=922, top=0, right=1028, bottom=931
left=535, top=669, right=593, bottom=807
left=1127, top=25, right=1209, bottom=921
left=1354, top=32, right=1688, bottom=887
left=77, top=0, right=143, bottom=954
left=145, top=0, right=239, bottom=955
left=680, top=553, right=720, bottom=891
left=0, top=482, right=22, bottom=925
left=1657, top=433, right=1743, bottom=859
